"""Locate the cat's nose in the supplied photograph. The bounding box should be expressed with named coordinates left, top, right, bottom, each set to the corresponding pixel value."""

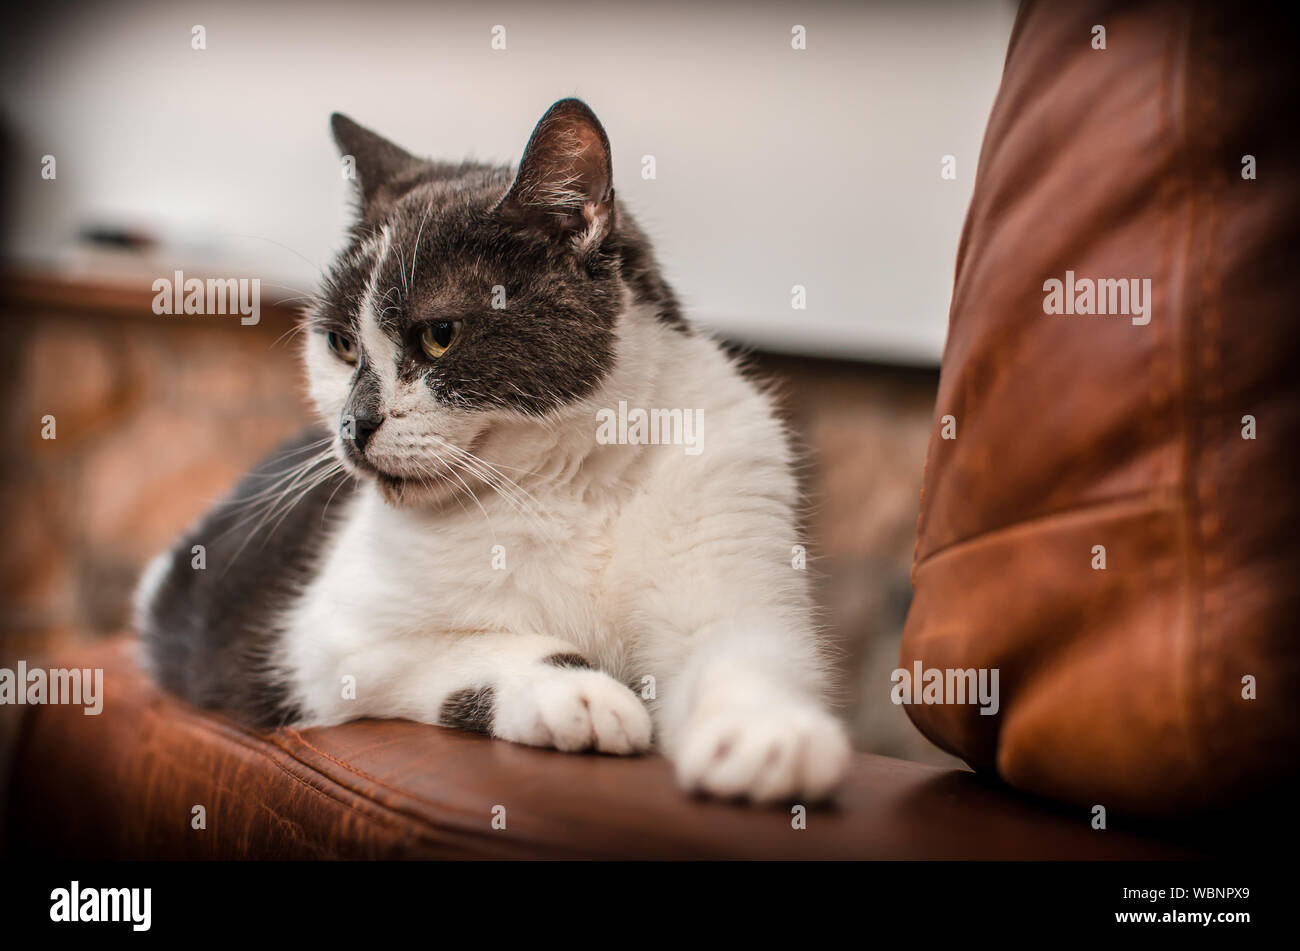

left=349, top=413, right=383, bottom=453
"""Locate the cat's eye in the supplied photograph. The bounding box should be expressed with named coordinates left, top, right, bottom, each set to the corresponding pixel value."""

left=327, top=331, right=358, bottom=364
left=419, top=321, right=462, bottom=359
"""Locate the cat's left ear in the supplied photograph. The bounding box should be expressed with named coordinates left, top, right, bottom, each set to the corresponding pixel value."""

left=496, top=98, right=616, bottom=252
left=331, top=113, right=419, bottom=209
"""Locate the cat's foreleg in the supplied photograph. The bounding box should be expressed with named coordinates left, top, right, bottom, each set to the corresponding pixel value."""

left=304, top=632, right=652, bottom=755
left=656, top=619, right=850, bottom=803
left=627, top=524, right=851, bottom=804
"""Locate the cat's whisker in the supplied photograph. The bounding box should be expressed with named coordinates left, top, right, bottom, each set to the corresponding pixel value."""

left=438, top=443, right=547, bottom=523
left=213, top=448, right=339, bottom=546
left=255, top=281, right=323, bottom=301
left=424, top=459, right=478, bottom=525
left=226, top=441, right=335, bottom=493
left=218, top=235, right=326, bottom=281
left=413, top=455, right=499, bottom=539
left=426, top=437, right=548, bottom=525
left=318, top=463, right=356, bottom=526
left=215, top=463, right=329, bottom=521
left=409, top=198, right=435, bottom=287
left=231, top=458, right=345, bottom=551
left=269, top=322, right=310, bottom=350
left=261, top=461, right=347, bottom=542
left=420, top=444, right=543, bottom=536
left=449, top=462, right=539, bottom=528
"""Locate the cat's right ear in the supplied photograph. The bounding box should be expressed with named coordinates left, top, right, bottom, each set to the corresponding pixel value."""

left=331, top=113, right=417, bottom=208
left=496, top=99, right=616, bottom=253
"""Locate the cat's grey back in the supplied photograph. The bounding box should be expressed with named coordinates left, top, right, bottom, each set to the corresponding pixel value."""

left=137, top=425, right=356, bottom=725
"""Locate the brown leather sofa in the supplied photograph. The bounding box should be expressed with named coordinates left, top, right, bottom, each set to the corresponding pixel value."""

left=5, top=0, right=1295, bottom=859
left=902, top=0, right=1300, bottom=816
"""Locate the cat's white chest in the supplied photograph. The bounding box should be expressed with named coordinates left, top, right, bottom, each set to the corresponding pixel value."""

left=283, top=483, right=625, bottom=716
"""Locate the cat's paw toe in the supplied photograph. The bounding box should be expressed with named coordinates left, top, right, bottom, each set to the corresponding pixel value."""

left=674, top=703, right=849, bottom=804
left=498, top=671, right=652, bottom=755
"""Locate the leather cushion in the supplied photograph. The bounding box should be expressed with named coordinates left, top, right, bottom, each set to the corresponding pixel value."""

left=901, top=0, right=1300, bottom=814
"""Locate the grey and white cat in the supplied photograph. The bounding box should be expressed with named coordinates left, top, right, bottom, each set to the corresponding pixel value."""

left=137, top=99, right=849, bottom=803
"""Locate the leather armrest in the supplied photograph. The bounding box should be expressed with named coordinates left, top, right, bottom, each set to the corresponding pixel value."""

left=4, top=637, right=1202, bottom=859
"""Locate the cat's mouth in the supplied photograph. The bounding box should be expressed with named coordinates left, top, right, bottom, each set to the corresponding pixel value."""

left=343, top=452, right=438, bottom=490
left=372, top=467, right=443, bottom=491
left=356, top=460, right=459, bottom=506
left=376, top=471, right=413, bottom=491
left=339, top=432, right=495, bottom=507
left=371, top=469, right=444, bottom=505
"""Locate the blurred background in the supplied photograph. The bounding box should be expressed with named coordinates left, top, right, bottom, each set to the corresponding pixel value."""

left=0, top=0, right=1015, bottom=766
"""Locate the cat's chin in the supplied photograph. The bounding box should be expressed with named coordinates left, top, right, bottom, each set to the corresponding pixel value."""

left=372, top=470, right=457, bottom=509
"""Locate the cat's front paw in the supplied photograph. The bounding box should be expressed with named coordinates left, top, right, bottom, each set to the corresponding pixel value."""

left=674, top=702, right=850, bottom=804
left=494, top=669, right=652, bottom=755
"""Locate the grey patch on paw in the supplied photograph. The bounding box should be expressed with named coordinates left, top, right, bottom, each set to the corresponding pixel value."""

left=542, top=652, right=593, bottom=670
left=439, top=686, right=495, bottom=734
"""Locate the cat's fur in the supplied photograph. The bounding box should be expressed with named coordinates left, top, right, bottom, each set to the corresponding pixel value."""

left=137, top=99, right=849, bottom=802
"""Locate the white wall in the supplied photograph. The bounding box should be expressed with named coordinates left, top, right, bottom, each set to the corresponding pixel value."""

left=2, top=0, right=1014, bottom=365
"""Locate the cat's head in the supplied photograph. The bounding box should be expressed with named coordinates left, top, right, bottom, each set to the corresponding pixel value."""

left=305, top=98, right=673, bottom=507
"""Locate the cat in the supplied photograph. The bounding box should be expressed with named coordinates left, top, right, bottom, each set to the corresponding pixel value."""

left=136, top=98, right=849, bottom=803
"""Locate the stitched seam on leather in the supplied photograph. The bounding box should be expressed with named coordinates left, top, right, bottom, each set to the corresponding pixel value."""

left=179, top=716, right=446, bottom=845
left=182, top=715, right=573, bottom=858
left=268, top=729, right=498, bottom=828
left=162, top=703, right=471, bottom=850
left=280, top=728, right=451, bottom=814
left=911, top=488, right=1167, bottom=571
left=253, top=755, right=422, bottom=845
left=262, top=732, right=635, bottom=859
left=263, top=728, right=595, bottom=856
left=270, top=736, right=611, bottom=858
left=131, top=700, right=436, bottom=858
left=1149, top=0, right=1180, bottom=787
left=264, top=736, right=487, bottom=834
left=45, top=648, right=522, bottom=857
left=1152, top=1, right=1204, bottom=791
left=1172, top=3, right=1204, bottom=785
left=1189, top=0, right=1224, bottom=782
left=149, top=672, right=596, bottom=856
